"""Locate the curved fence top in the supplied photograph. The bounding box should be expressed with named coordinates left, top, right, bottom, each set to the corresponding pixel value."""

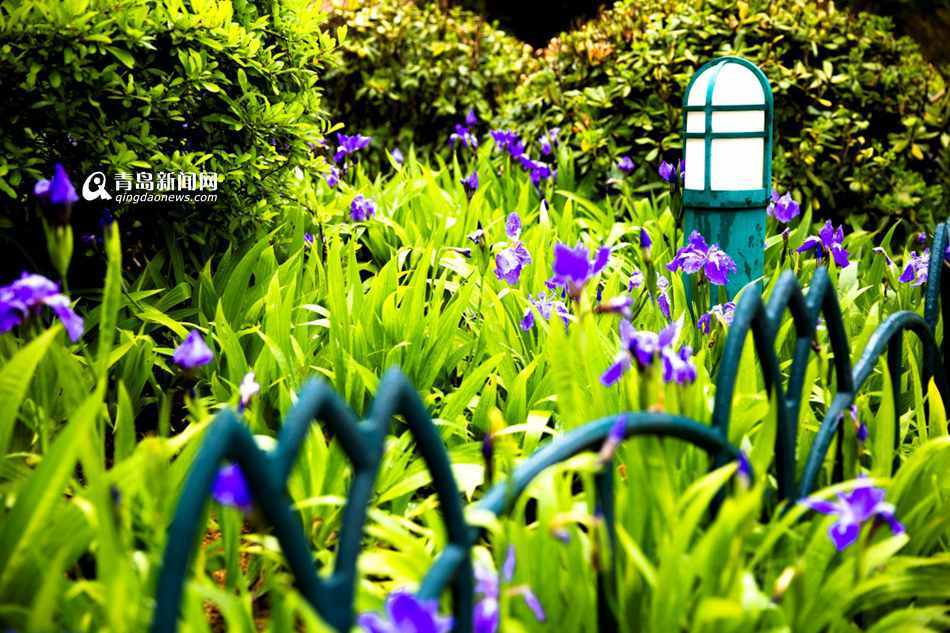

left=151, top=222, right=949, bottom=633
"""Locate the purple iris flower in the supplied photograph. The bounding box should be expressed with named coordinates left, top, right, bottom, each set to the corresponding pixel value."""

left=333, top=133, right=371, bottom=163
left=212, top=463, right=253, bottom=512
left=473, top=546, right=545, bottom=633
left=468, top=227, right=485, bottom=246
left=628, top=270, right=644, bottom=291
left=898, top=250, right=929, bottom=286
left=640, top=228, right=652, bottom=251
left=494, top=213, right=531, bottom=285
left=494, top=244, right=531, bottom=285
left=359, top=590, right=453, bottom=633
left=797, top=220, right=850, bottom=267
left=519, top=157, right=554, bottom=186
left=461, top=170, right=479, bottom=193
left=737, top=451, right=752, bottom=486
left=449, top=123, right=478, bottom=150
left=490, top=129, right=526, bottom=160
left=172, top=330, right=213, bottom=369
left=547, top=242, right=611, bottom=300
left=325, top=166, right=340, bottom=188
left=390, top=148, right=404, bottom=165
left=520, top=292, right=570, bottom=330
left=668, top=231, right=737, bottom=286
left=617, top=156, right=635, bottom=174
left=597, top=416, right=628, bottom=463
left=465, top=109, right=478, bottom=127
left=304, top=232, right=314, bottom=245
left=848, top=403, right=868, bottom=442
left=768, top=190, right=801, bottom=224
left=350, top=194, right=377, bottom=221
left=917, top=231, right=928, bottom=244
left=662, top=345, right=697, bottom=384
left=601, top=318, right=695, bottom=386
left=538, top=128, right=559, bottom=155
left=872, top=247, right=894, bottom=267
left=0, top=272, right=84, bottom=341
left=658, top=160, right=675, bottom=182
left=656, top=275, right=671, bottom=320
left=34, top=163, right=79, bottom=205
left=801, top=477, right=905, bottom=551
left=697, top=302, right=736, bottom=334
left=505, top=213, right=522, bottom=240
left=595, top=295, right=633, bottom=318
left=239, top=371, right=260, bottom=410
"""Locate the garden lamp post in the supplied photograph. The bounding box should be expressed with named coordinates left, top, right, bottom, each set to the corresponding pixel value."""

left=682, top=56, right=773, bottom=298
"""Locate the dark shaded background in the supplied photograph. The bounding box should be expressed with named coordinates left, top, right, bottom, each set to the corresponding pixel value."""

left=451, top=0, right=611, bottom=47
left=450, top=0, right=949, bottom=63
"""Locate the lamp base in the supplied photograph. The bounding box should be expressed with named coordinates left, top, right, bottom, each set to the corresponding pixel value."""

left=683, top=206, right=765, bottom=300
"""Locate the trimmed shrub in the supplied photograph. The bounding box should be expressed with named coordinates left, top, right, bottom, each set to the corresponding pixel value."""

left=0, top=0, right=338, bottom=266
left=499, top=0, right=949, bottom=227
left=322, top=0, right=537, bottom=153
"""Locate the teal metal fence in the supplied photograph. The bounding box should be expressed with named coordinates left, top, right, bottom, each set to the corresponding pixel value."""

left=151, top=222, right=949, bottom=633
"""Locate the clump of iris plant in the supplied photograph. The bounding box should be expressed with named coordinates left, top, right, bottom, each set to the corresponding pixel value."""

left=489, top=129, right=554, bottom=187
left=801, top=477, right=905, bottom=551
left=212, top=463, right=253, bottom=513
left=768, top=190, right=801, bottom=224
left=520, top=292, right=570, bottom=330
left=350, top=194, right=377, bottom=222
left=359, top=590, right=453, bottom=633
left=494, top=212, right=531, bottom=285
left=600, top=318, right=696, bottom=386
left=898, top=250, right=929, bottom=286
left=172, top=330, right=213, bottom=370
left=546, top=242, right=610, bottom=301
left=797, top=220, right=850, bottom=267
left=667, top=231, right=737, bottom=286
left=0, top=272, right=84, bottom=342
left=333, top=132, right=372, bottom=164
left=473, top=546, right=545, bottom=633
left=697, top=302, right=736, bottom=334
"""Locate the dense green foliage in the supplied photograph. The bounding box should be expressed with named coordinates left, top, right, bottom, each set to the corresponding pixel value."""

left=1, top=140, right=948, bottom=631
left=498, top=0, right=949, bottom=227
left=0, top=0, right=338, bottom=256
left=322, top=0, right=536, bottom=153
left=2, top=1, right=950, bottom=632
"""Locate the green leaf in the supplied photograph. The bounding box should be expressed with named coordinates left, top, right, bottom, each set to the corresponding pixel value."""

left=0, top=326, right=61, bottom=456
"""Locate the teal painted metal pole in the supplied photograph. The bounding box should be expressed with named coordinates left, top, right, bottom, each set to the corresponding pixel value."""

left=683, top=207, right=765, bottom=297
